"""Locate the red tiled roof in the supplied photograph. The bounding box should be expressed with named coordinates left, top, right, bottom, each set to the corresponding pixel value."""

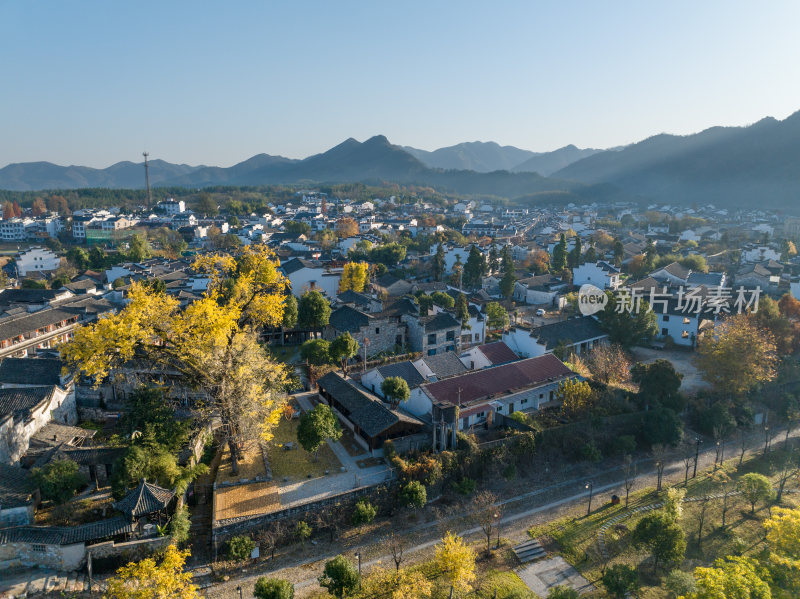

left=477, top=341, right=519, bottom=365
left=423, top=354, right=574, bottom=406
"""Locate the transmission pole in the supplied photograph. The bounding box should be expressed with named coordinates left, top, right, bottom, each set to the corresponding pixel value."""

left=143, top=152, right=153, bottom=209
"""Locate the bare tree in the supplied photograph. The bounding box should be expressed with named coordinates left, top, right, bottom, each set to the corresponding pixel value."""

left=623, top=455, right=637, bottom=508
left=713, top=425, right=725, bottom=470
left=776, top=449, right=799, bottom=502
left=697, top=494, right=711, bottom=548
left=388, top=532, right=404, bottom=572
left=472, top=490, right=500, bottom=556
left=682, top=448, right=694, bottom=487
left=711, top=470, right=733, bottom=529
left=652, top=444, right=667, bottom=493
left=739, top=429, right=748, bottom=466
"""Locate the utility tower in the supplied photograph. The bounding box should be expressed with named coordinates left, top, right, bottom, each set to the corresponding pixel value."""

left=142, top=152, right=153, bottom=209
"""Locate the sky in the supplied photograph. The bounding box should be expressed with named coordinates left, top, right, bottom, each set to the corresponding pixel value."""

left=2, top=1, right=799, bottom=168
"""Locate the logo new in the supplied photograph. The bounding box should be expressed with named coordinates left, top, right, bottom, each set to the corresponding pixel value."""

left=578, top=284, right=608, bottom=316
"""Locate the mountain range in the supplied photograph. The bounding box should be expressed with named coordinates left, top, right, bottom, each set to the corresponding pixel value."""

left=2, top=110, right=800, bottom=209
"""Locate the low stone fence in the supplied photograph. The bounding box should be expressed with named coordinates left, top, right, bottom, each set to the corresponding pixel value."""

left=211, top=482, right=396, bottom=555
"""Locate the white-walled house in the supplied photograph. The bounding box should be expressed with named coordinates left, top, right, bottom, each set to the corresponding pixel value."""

left=281, top=258, right=342, bottom=298
left=513, top=274, right=568, bottom=306
left=156, top=199, right=185, bottom=214
left=572, top=261, right=621, bottom=290
left=14, top=247, right=61, bottom=276
left=741, top=245, right=781, bottom=264
left=502, top=317, right=609, bottom=358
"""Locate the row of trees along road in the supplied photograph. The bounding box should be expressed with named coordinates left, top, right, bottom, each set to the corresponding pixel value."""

left=61, top=245, right=292, bottom=474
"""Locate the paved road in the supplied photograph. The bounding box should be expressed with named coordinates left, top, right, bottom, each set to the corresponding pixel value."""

left=204, top=425, right=798, bottom=598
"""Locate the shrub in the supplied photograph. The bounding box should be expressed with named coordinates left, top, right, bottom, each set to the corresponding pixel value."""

left=546, top=586, right=578, bottom=599
left=502, top=464, right=517, bottom=480
left=30, top=460, right=87, bottom=504
left=602, top=564, right=639, bottom=598
left=452, top=477, right=477, bottom=496
left=456, top=432, right=479, bottom=453
left=351, top=499, right=377, bottom=527
left=254, top=578, right=294, bottom=599
left=580, top=442, right=602, bottom=462
left=382, top=439, right=397, bottom=460
left=664, top=570, right=696, bottom=598
left=399, top=480, right=427, bottom=509
left=227, top=535, right=255, bottom=561
left=296, top=520, right=312, bottom=544
left=169, top=505, right=191, bottom=545
left=318, top=555, right=359, bottom=598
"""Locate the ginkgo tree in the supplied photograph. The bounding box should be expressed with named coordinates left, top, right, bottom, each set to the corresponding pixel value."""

left=433, top=532, right=476, bottom=597
left=61, top=244, right=291, bottom=474
left=104, top=544, right=198, bottom=599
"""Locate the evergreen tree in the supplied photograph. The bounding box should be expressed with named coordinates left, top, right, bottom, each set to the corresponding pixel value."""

left=463, top=245, right=486, bottom=289
left=488, top=244, right=499, bottom=274
left=568, top=237, right=582, bottom=268
left=552, top=234, right=568, bottom=271
left=432, top=243, right=446, bottom=282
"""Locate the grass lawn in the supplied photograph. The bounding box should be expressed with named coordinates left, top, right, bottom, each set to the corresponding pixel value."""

left=527, top=449, right=800, bottom=598
left=268, top=404, right=342, bottom=482
left=268, top=345, right=300, bottom=364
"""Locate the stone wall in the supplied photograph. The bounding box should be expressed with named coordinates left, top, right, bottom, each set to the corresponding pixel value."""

left=0, top=541, right=85, bottom=572
left=212, top=482, right=396, bottom=554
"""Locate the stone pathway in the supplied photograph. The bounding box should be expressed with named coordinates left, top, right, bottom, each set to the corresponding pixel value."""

left=0, top=569, right=92, bottom=598
left=518, top=556, right=594, bottom=597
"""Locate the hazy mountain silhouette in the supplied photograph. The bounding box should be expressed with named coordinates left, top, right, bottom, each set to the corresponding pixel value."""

left=403, top=141, right=537, bottom=172
left=554, top=111, right=800, bottom=207
left=511, top=145, right=603, bottom=176
left=0, top=159, right=203, bottom=191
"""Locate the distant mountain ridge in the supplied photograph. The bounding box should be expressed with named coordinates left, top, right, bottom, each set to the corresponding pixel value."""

left=553, top=111, right=800, bottom=207
left=510, top=145, right=603, bottom=176
left=402, top=141, right=537, bottom=173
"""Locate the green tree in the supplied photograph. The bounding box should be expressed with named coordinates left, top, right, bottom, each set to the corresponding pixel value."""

left=431, top=290, right=455, bottom=308
left=500, top=268, right=516, bottom=300
left=501, top=245, right=513, bottom=274
left=319, top=555, right=360, bottom=598
left=282, top=294, right=298, bottom=329
left=612, top=237, right=624, bottom=266
left=488, top=244, right=499, bottom=274
left=632, top=510, right=686, bottom=572
left=455, top=293, right=470, bottom=328
left=557, top=379, right=594, bottom=419
left=432, top=243, right=446, bottom=282
left=297, top=403, right=342, bottom=460
left=67, top=246, right=89, bottom=269
left=300, top=339, right=331, bottom=366
left=330, top=332, right=359, bottom=377
left=119, top=386, right=191, bottom=451
left=195, top=192, right=218, bottom=217
left=284, top=221, right=311, bottom=235
left=567, top=236, right=582, bottom=268
left=169, top=505, right=191, bottom=545
left=127, top=233, right=152, bottom=262
left=417, top=294, right=434, bottom=315
left=485, top=302, right=509, bottom=331
left=370, top=243, right=407, bottom=266
left=254, top=578, right=294, bottom=599
left=640, top=407, right=683, bottom=447
left=552, top=234, right=568, bottom=271
left=295, top=520, right=312, bottom=545
left=381, top=376, right=410, bottom=409
left=351, top=499, right=377, bottom=526
left=737, top=472, right=773, bottom=513
left=463, top=245, right=486, bottom=289
left=227, top=535, right=255, bottom=562
left=29, top=460, right=87, bottom=504
left=583, top=244, right=597, bottom=264
left=632, top=359, right=685, bottom=412
left=297, top=290, right=331, bottom=329
left=597, top=291, right=658, bottom=348
left=664, top=570, right=697, bottom=598
left=602, top=564, right=639, bottom=599
left=399, top=480, right=427, bottom=509
left=111, top=444, right=181, bottom=499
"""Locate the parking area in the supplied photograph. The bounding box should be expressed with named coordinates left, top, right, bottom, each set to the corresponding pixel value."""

left=632, top=346, right=710, bottom=395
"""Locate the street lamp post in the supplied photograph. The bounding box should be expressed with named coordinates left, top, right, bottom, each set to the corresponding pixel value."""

left=585, top=481, right=594, bottom=516
left=237, top=586, right=243, bottom=599
left=494, top=511, right=501, bottom=549
left=355, top=551, right=362, bottom=590
left=693, top=437, right=702, bottom=478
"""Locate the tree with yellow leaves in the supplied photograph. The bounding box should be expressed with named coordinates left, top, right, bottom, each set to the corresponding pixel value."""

left=557, top=379, right=595, bottom=419
left=361, top=568, right=432, bottom=599
left=688, top=556, right=771, bottom=599
left=61, top=244, right=290, bottom=475
left=104, top=544, right=197, bottom=599
left=433, top=532, right=476, bottom=597
left=764, top=507, right=800, bottom=594
left=339, top=262, right=369, bottom=293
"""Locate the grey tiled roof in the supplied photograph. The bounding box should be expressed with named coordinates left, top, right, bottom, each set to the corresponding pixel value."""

left=0, top=386, right=55, bottom=421
left=530, top=317, right=607, bottom=350
left=376, top=361, right=426, bottom=389
left=0, top=358, right=65, bottom=386
left=421, top=352, right=468, bottom=378
left=329, top=306, right=370, bottom=332
left=0, top=462, right=33, bottom=508
left=318, top=372, right=423, bottom=438
left=423, top=312, right=460, bottom=333
left=113, top=480, right=175, bottom=519
left=0, top=516, right=134, bottom=545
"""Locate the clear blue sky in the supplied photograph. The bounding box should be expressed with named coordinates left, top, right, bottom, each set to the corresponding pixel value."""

left=2, top=1, right=799, bottom=168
